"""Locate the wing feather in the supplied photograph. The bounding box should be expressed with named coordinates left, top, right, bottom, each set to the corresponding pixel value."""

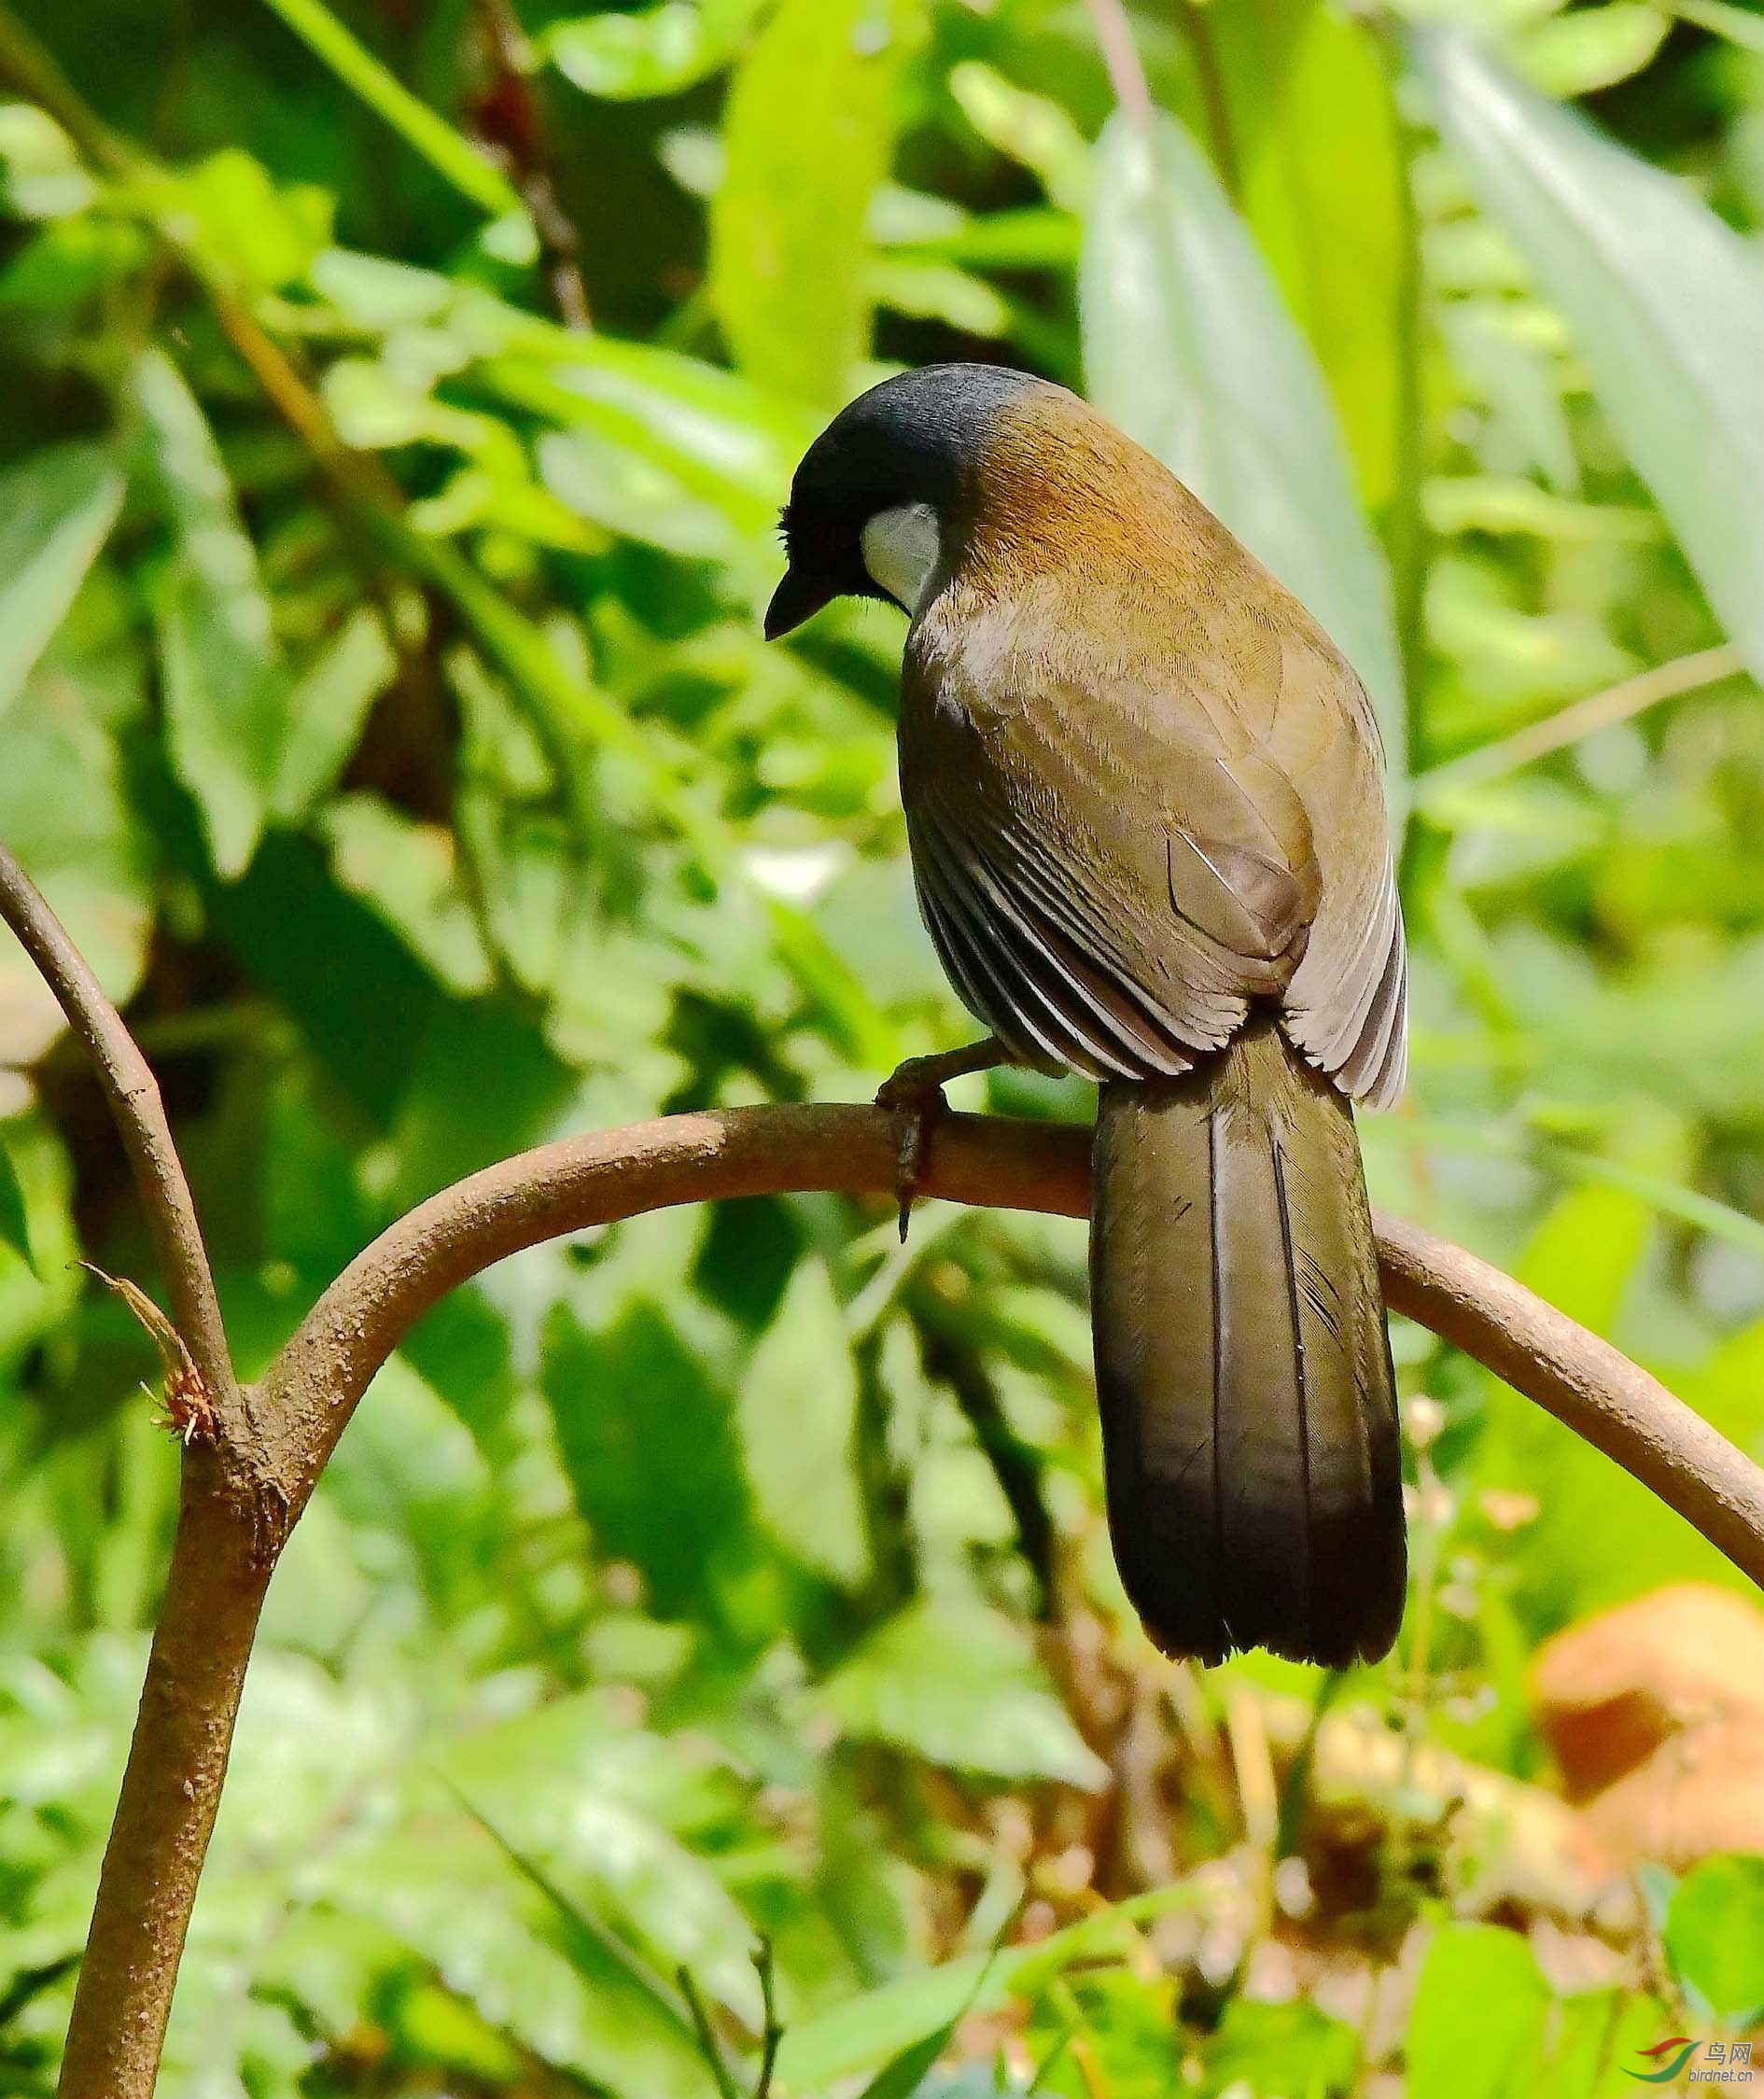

left=900, top=631, right=1407, bottom=1104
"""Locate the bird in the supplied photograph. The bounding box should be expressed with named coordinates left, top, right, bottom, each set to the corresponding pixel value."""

left=765, top=362, right=1407, bottom=1670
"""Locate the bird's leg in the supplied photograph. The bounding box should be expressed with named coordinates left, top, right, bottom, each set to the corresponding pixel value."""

left=875, top=1038, right=1012, bottom=1241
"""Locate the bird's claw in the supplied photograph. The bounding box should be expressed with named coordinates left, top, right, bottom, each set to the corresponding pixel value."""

left=875, top=1056, right=949, bottom=1243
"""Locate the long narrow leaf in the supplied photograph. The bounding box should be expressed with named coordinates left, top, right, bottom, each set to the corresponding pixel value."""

left=1419, top=28, right=1764, bottom=685
left=258, top=0, right=524, bottom=218
left=0, top=442, right=124, bottom=719
left=1081, top=110, right=1404, bottom=763
left=775, top=1885, right=1202, bottom=2089
left=709, top=0, right=915, bottom=404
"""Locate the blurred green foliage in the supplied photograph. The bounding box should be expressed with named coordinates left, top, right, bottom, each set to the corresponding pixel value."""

left=1, top=0, right=1762, bottom=2092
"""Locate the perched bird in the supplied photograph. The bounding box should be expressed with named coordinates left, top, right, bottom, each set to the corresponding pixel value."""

left=766, top=364, right=1407, bottom=1669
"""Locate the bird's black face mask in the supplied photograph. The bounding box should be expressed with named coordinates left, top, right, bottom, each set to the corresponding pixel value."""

left=763, top=525, right=872, bottom=639
left=765, top=362, right=1035, bottom=640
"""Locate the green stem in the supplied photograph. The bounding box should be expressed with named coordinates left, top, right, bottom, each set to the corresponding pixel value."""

left=0, top=6, right=141, bottom=175
left=256, top=0, right=525, bottom=217
left=1383, top=23, right=1434, bottom=888
left=679, top=1966, right=746, bottom=2099
left=1177, top=0, right=1241, bottom=199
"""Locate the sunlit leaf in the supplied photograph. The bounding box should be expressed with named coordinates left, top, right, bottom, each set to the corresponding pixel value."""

left=1665, top=1854, right=1764, bottom=2024
left=319, top=794, right=494, bottom=996
left=152, top=147, right=333, bottom=292
left=819, top=1597, right=1107, bottom=1789
left=709, top=0, right=917, bottom=404
left=1406, top=1924, right=1550, bottom=2098
left=738, top=1254, right=870, bottom=1585
left=947, top=61, right=1091, bottom=212
left=1202, top=1996, right=1357, bottom=2098
left=1081, top=110, right=1404, bottom=758
left=0, top=658, right=154, bottom=1032
left=777, top=1890, right=1198, bottom=2089
left=270, top=609, right=397, bottom=822
left=1514, top=3, right=1670, bottom=95
left=545, top=0, right=767, bottom=100
left=1176, top=0, right=1407, bottom=508
left=135, top=348, right=287, bottom=877
left=259, top=0, right=524, bottom=217
left=0, top=442, right=124, bottom=721
left=1420, top=30, right=1764, bottom=684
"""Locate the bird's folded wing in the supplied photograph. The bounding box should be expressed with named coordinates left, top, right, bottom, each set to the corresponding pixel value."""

left=1267, top=641, right=1407, bottom=1111
left=905, top=675, right=1323, bottom=1083
left=906, top=646, right=1407, bottom=1107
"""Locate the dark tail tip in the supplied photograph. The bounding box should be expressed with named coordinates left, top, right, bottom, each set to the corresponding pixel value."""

left=1090, top=1023, right=1406, bottom=1670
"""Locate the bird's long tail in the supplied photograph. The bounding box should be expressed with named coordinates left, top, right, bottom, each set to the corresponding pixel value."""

left=1090, top=1015, right=1405, bottom=1668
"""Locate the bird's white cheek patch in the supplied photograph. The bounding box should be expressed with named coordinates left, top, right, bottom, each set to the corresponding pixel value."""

left=861, top=502, right=943, bottom=619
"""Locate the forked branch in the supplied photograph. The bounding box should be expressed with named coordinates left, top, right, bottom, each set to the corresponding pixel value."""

left=4, top=845, right=1763, bottom=2099
left=260, top=1105, right=1764, bottom=1585
left=0, top=853, right=237, bottom=1428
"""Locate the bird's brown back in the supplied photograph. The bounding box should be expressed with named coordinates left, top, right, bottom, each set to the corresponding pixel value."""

left=900, top=385, right=1405, bottom=1104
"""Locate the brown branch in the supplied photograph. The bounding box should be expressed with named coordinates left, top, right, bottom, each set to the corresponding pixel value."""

left=1417, top=642, right=1747, bottom=800
left=45, top=1097, right=1764, bottom=2094
left=258, top=1106, right=1764, bottom=1584
left=13, top=848, right=1762, bottom=2092
left=0, top=850, right=275, bottom=2099
left=0, top=847, right=237, bottom=1426
left=1175, top=0, right=1240, bottom=199
left=1084, top=0, right=1155, bottom=134
left=54, top=1456, right=273, bottom=2099
left=469, top=0, right=591, bottom=330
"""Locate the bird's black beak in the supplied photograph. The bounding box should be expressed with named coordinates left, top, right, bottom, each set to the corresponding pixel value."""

left=764, top=563, right=837, bottom=641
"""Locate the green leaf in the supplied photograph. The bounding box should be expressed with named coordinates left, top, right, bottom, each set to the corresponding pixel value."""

left=1546, top=1990, right=1663, bottom=2099
left=1175, top=0, right=1407, bottom=508
left=1673, top=0, right=1764, bottom=55
left=819, top=1597, right=1107, bottom=1790
left=709, top=0, right=916, bottom=404
left=270, top=609, right=397, bottom=822
left=0, top=654, right=155, bottom=1030
left=1664, top=1854, right=1764, bottom=2024
left=1515, top=4, right=1670, bottom=96
left=1467, top=1182, right=1702, bottom=1624
left=738, top=1254, right=870, bottom=1585
left=541, top=1300, right=758, bottom=1622
left=946, top=61, right=1091, bottom=213
left=154, top=147, right=334, bottom=292
left=0, top=1131, right=32, bottom=1270
left=0, top=442, right=124, bottom=720
left=259, top=0, right=525, bottom=217
left=777, top=1889, right=1198, bottom=2089
left=438, top=1697, right=765, bottom=2026
left=545, top=0, right=767, bottom=100
left=1201, top=1997, right=1358, bottom=2097
left=1406, top=1924, right=1550, bottom=2099
left=0, top=103, right=98, bottom=220
left=538, top=426, right=744, bottom=562
left=1419, top=30, right=1764, bottom=686
left=319, top=794, right=494, bottom=996
left=135, top=348, right=287, bottom=877
left=858, top=2024, right=958, bottom=2099
left=1081, top=110, right=1403, bottom=759
left=324, top=1823, right=713, bottom=2097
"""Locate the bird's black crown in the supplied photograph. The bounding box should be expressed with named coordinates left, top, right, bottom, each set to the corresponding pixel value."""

left=767, top=363, right=1039, bottom=638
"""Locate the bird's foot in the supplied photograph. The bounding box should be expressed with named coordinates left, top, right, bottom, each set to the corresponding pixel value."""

left=875, top=1039, right=1008, bottom=1241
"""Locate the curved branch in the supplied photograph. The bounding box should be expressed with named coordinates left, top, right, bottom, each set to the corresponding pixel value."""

left=51, top=1092, right=1764, bottom=2096
left=0, top=847, right=238, bottom=1424
left=262, top=1103, right=1764, bottom=1586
